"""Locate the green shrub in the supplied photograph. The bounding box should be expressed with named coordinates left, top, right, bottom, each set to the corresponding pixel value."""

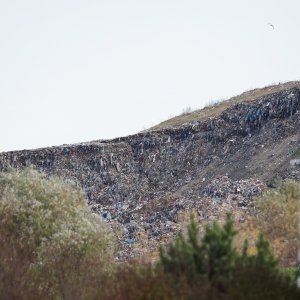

left=159, top=215, right=273, bottom=282
left=158, top=216, right=296, bottom=290
left=158, top=215, right=239, bottom=284
left=0, top=167, right=114, bottom=299
left=282, top=266, right=298, bottom=282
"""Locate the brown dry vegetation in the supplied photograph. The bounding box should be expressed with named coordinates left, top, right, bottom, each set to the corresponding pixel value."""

left=149, top=81, right=300, bottom=131
left=255, top=180, right=300, bottom=266
left=229, top=180, right=300, bottom=267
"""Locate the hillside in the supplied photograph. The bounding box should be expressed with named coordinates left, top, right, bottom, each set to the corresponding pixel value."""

left=0, top=82, right=299, bottom=260
left=149, top=81, right=300, bottom=130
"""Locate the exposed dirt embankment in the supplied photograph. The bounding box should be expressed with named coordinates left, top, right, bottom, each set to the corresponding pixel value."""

left=1, top=86, right=299, bottom=259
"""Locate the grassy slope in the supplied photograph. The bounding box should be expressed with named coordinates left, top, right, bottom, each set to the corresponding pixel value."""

left=148, top=81, right=300, bottom=131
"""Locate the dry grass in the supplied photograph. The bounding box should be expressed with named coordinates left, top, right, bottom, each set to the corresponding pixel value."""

left=255, top=181, right=300, bottom=267
left=234, top=217, right=260, bottom=257
left=148, top=81, right=300, bottom=131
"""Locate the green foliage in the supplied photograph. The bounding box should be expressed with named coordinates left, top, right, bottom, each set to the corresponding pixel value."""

left=282, top=266, right=298, bottom=282
left=158, top=218, right=204, bottom=283
left=0, top=167, right=114, bottom=299
left=157, top=214, right=300, bottom=299
left=255, top=233, right=278, bottom=269
left=159, top=214, right=279, bottom=284
left=202, top=214, right=237, bottom=282
left=292, top=148, right=300, bottom=157
left=159, top=215, right=240, bottom=283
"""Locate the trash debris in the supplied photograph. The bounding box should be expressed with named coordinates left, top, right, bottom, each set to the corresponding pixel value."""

left=0, top=87, right=299, bottom=260
left=290, top=159, right=300, bottom=166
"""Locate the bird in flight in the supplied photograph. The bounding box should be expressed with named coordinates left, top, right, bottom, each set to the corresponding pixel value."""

left=268, top=23, right=275, bottom=30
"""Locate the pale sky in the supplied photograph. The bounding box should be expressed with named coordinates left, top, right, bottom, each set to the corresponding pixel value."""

left=1, top=0, right=299, bottom=152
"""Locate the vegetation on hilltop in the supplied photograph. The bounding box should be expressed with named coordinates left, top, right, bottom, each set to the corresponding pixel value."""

left=149, top=81, right=300, bottom=131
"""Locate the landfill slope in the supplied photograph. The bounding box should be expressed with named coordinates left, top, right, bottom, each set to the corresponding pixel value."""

left=0, top=83, right=300, bottom=260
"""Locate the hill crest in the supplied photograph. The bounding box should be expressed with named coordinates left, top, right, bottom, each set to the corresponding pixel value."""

left=148, top=81, right=300, bottom=131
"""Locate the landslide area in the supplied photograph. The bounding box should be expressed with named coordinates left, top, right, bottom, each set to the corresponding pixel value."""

left=0, top=81, right=299, bottom=260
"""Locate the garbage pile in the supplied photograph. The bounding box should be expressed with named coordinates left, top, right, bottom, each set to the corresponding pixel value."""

left=89, top=175, right=267, bottom=260
left=200, top=176, right=266, bottom=213
left=0, top=87, right=299, bottom=260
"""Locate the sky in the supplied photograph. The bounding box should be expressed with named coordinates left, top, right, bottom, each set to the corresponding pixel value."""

left=0, top=0, right=299, bottom=152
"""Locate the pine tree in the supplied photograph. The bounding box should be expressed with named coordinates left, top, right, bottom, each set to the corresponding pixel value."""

left=158, top=214, right=279, bottom=286
left=159, top=214, right=238, bottom=283
left=202, top=214, right=237, bottom=282
left=255, top=233, right=278, bottom=270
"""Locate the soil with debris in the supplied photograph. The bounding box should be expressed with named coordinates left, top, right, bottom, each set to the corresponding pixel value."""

left=1, top=86, right=300, bottom=260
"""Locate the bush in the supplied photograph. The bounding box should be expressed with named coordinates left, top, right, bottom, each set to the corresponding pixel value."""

left=224, top=264, right=300, bottom=300
left=255, top=180, right=300, bottom=265
left=159, top=214, right=278, bottom=283
left=0, top=167, right=114, bottom=299
left=101, top=263, right=182, bottom=300
left=158, top=215, right=238, bottom=284
left=157, top=215, right=300, bottom=299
